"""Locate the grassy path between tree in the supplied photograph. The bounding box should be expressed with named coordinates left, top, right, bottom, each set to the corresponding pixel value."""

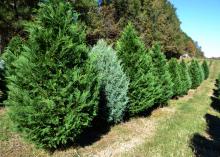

left=0, top=60, right=220, bottom=157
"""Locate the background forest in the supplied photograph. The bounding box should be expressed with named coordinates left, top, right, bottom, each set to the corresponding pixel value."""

left=0, top=0, right=204, bottom=58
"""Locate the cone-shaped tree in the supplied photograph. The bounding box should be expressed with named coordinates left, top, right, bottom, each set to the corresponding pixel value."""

left=179, top=60, right=192, bottom=95
left=189, top=60, right=202, bottom=89
left=90, top=40, right=129, bottom=123
left=4, top=0, right=100, bottom=148
left=202, top=60, right=209, bottom=80
left=116, top=23, right=159, bottom=115
left=149, top=44, right=173, bottom=104
left=199, top=63, right=205, bottom=82
left=168, top=58, right=183, bottom=97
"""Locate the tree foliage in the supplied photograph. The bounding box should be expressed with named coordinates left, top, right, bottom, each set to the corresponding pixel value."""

left=2, top=36, right=23, bottom=75
left=85, top=0, right=204, bottom=58
left=179, top=60, right=192, bottom=94
left=149, top=44, right=173, bottom=104
left=0, top=0, right=205, bottom=58
left=90, top=39, right=129, bottom=123
left=4, top=0, right=100, bottom=148
left=168, top=58, right=183, bottom=97
left=116, top=23, right=159, bottom=115
left=0, top=0, right=39, bottom=52
left=1, top=36, right=24, bottom=105
left=202, top=60, right=209, bottom=80
left=189, top=60, right=202, bottom=89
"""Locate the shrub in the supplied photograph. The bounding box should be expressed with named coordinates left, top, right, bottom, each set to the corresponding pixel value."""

left=189, top=60, right=202, bottom=89
left=149, top=44, right=173, bottom=104
left=89, top=40, right=129, bottom=123
left=116, top=23, right=159, bottom=115
left=4, top=0, right=100, bottom=148
left=179, top=60, right=192, bottom=95
left=168, top=58, right=183, bottom=97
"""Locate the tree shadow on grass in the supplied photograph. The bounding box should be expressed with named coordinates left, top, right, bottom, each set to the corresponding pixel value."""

left=123, top=103, right=163, bottom=122
left=191, top=114, right=220, bottom=157
left=191, top=78, right=220, bottom=157
left=210, top=96, right=220, bottom=113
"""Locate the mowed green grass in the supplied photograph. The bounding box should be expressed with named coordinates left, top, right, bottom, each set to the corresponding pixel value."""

left=122, top=60, right=220, bottom=157
left=0, top=59, right=220, bottom=157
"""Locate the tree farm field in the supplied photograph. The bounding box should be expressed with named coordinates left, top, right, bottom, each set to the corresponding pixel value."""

left=0, top=59, right=219, bottom=157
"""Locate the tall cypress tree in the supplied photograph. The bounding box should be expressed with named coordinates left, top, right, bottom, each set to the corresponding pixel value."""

left=149, top=44, right=173, bottom=104
left=116, top=23, right=159, bottom=115
left=202, top=60, right=209, bottom=80
left=168, top=58, right=183, bottom=97
left=4, top=0, right=99, bottom=148
left=179, top=60, right=192, bottom=94
left=189, top=60, right=201, bottom=89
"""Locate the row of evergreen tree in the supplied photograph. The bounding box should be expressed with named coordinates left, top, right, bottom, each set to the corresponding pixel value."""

left=1, top=0, right=209, bottom=149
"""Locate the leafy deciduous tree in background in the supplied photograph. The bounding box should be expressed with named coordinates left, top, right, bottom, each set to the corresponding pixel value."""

left=0, top=0, right=39, bottom=52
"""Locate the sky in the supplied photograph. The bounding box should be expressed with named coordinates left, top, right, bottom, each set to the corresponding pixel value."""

left=170, top=0, right=220, bottom=57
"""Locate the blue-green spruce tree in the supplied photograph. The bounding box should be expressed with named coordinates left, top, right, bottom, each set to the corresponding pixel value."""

left=90, top=40, right=129, bottom=123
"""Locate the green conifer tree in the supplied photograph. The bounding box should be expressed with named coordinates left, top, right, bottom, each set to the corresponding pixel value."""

left=116, top=23, right=159, bottom=115
left=149, top=44, right=173, bottom=104
left=4, top=0, right=99, bottom=148
left=189, top=60, right=201, bottom=89
left=168, top=58, right=183, bottom=97
left=90, top=40, right=129, bottom=123
left=179, top=60, right=192, bottom=94
left=199, top=63, right=205, bottom=82
left=2, top=36, right=23, bottom=76
left=202, top=60, right=209, bottom=80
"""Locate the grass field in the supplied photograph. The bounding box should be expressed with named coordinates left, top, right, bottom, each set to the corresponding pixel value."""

left=1, top=59, right=220, bottom=157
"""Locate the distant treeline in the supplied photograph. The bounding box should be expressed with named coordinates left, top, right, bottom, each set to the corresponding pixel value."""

left=0, top=0, right=204, bottom=58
